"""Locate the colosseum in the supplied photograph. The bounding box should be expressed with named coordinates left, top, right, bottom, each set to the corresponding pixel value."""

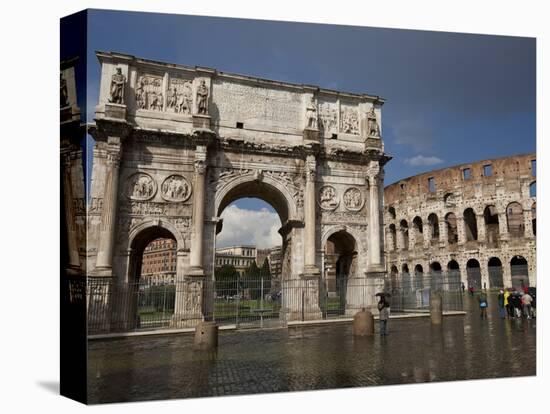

left=383, top=153, right=536, bottom=292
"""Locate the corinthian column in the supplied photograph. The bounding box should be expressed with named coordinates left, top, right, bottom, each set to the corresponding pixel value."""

left=96, top=145, right=122, bottom=272
left=61, top=152, right=80, bottom=273
left=188, top=145, right=207, bottom=276
left=304, top=154, right=320, bottom=276
left=367, top=160, right=383, bottom=272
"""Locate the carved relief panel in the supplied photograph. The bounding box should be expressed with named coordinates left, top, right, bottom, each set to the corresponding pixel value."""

left=318, top=100, right=338, bottom=136
left=135, top=73, right=164, bottom=111
left=318, top=185, right=339, bottom=210
left=167, top=77, right=193, bottom=115
left=340, top=105, right=359, bottom=135
left=343, top=187, right=364, bottom=211
left=161, top=175, right=192, bottom=202
left=126, top=172, right=157, bottom=200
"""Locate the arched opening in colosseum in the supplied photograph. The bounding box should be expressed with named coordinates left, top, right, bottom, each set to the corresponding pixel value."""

left=324, top=230, right=357, bottom=314
left=532, top=202, right=536, bottom=236
left=510, top=256, right=529, bottom=289
left=400, top=219, right=409, bottom=250
left=387, top=224, right=397, bottom=251
left=414, top=264, right=424, bottom=290
left=445, top=213, right=458, bottom=244
left=412, top=216, right=423, bottom=247
left=488, top=257, right=504, bottom=288
left=506, top=202, right=524, bottom=237
left=127, top=226, right=178, bottom=330
left=388, top=206, right=396, bottom=220
left=427, top=213, right=439, bottom=243
left=483, top=205, right=500, bottom=246
left=429, top=262, right=443, bottom=291
left=447, top=260, right=461, bottom=287
left=466, top=259, right=481, bottom=290
left=463, top=208, right=478, bottom=241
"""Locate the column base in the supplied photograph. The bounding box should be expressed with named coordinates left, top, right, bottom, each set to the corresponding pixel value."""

left=302, top=265, right=321, bottom=278
left=303, top=128, right=320, bottom=142
left=105, top=103, right=127, bottom=120
left=366, top=264, right=386, bottom=273
left=185, top=266, right=205, bottom=277
left=192, top=114, right=211, bottom=130
left=91, top=267, right=114, bottom=278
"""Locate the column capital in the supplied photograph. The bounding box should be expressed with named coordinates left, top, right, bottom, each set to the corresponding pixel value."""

left=366, top=160, right=381, bottom=185
left=305, top=154, right=317, bottom=182
left=194, top=145, right=208, bottom=175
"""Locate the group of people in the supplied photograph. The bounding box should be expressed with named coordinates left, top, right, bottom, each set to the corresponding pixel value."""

left=499, top=288, right=535, bottom=319
left=478, top=288, right=536, bottom=319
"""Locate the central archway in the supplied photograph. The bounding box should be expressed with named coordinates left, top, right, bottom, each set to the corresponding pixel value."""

left=211, top=175, right=305, bottom=323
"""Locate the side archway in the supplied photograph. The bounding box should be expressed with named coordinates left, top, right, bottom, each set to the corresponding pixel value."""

left=510, top=256, right=529, bottom=288
left=466, top=258, right=481, bottom=290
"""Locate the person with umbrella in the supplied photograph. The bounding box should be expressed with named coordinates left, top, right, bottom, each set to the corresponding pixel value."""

left=376, top=292, right=391, bottom=336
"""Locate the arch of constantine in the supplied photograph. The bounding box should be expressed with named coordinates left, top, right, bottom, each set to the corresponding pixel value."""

left=384, top=153, right=536, bottom=291
left=81, top=51, right=390, bottom=329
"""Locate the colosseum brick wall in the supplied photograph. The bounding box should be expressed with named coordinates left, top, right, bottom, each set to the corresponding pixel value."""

left=383, top=153, right=536, bottom=290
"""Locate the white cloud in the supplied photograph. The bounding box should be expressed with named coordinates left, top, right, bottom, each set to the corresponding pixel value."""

left=217, top=205, right=282, bottom=249
left=404, top=155, right=444, bottom=167
left=392, top=116, right=435, bottom=152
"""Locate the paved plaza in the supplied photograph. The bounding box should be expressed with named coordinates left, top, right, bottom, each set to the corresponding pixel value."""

left=88, top=294, right=536, bottom=404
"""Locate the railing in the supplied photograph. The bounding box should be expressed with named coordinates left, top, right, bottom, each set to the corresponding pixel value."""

left=85, top=272, right=464, bottom=335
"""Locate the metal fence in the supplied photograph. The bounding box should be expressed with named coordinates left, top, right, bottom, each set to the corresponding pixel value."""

left=85, top=272, right=464, bottom=335
left=386, top=271, right=463, bottom=312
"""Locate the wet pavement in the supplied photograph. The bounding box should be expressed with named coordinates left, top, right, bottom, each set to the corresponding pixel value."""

left=87, top=293, right=536, bottom=404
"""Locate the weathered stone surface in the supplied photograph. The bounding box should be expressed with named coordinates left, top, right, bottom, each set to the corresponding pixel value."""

left=352, top=308, right=374, bottom=336
left=193, top=322, right=218, bottom=350
left=85, top=51, right=391, bottom=327
left=384, top=153, right=536, bottom=289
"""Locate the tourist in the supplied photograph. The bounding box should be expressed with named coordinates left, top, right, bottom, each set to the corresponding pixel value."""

left=511, top=292, right=523, bottom=318
left=504, top=289, right=512, bottom=318
left=468, top=286, right=475, bottom=296
left=478, top=291, right=488, bottom=318
left=377, top=296, right=390, bottom=336
left=497, top=290, right=506, bottom=319
left=521, top=291, right=533, bottom=319
left=461, top=282, right=465, bottom=293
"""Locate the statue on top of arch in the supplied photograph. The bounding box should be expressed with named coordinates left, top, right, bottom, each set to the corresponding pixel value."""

left=109, top=67, right=126, bottom=104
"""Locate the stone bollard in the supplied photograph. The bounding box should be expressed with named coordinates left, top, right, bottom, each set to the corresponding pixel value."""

left=430, top=293, right=443, bottom=325
left=353, top=308, right=374, bottom=336
left=193, top=322, right=218, bottom=351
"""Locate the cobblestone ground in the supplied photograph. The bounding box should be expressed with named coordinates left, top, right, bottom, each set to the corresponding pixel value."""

left=87, top=293, right=536, bottom=404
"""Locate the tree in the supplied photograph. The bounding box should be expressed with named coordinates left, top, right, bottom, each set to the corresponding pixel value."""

left=260, top=257, right=272, bottom=293
left=214, top=264, right=239, bottom=297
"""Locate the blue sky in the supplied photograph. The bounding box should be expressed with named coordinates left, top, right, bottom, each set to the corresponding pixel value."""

left=62, top=9, right=536, bottom=245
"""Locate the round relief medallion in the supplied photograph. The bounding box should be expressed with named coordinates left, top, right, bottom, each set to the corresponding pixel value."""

left=161, top=175, right=192, bottom=202
left=126, top=172, right=156, bottom=201
left=318, top=185, right=339, bottom=210
left=343, top=187, right=364, bottom=211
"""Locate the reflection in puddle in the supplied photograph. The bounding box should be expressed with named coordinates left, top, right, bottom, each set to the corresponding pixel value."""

left=88, top=294, right=535, bottom=404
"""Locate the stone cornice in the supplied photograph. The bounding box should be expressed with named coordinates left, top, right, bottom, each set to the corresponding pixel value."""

left=88, top=120, right=392, bottom=166
left=96, top=50, right=386, bottom=104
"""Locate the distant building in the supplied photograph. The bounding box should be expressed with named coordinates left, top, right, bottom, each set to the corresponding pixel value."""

left=140, top=238, right=176, bottom=285
left=215, top=245, right=257, bottom=276
left=256, top=248, right=271, bottom=267
left=268, top=246, right=282, bottom=288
